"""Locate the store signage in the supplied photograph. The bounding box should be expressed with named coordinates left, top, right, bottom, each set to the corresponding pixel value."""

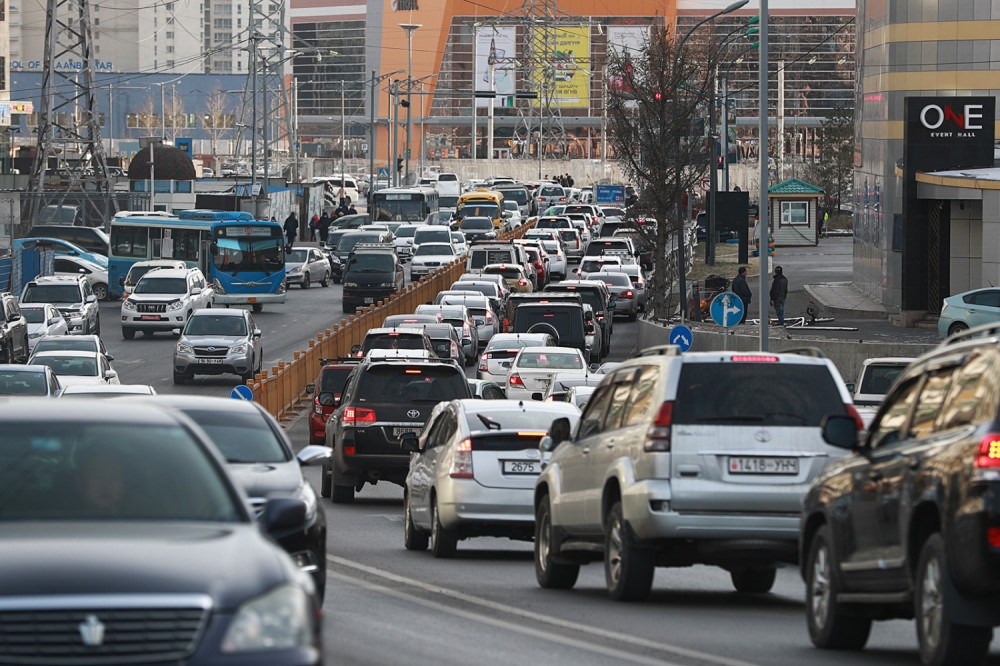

left=906, top=96, right=994, bottom=146
left=919, top=102, right=985, bottom=137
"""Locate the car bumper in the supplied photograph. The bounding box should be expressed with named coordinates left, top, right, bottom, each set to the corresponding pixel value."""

left=334, top=427, right=414, bottom=483
left=122, top=312, right=190, bottom=331
left=214, top=293, right=286, bottom=306
left=613, top=298, right=637, bottom=315
left=174, top=353, right=255, bottom=377
left=436, top=478, right=535, bottom=529
left=285, top=273, right=306, bottom=285
left=343, top=287, right=395, bottom=307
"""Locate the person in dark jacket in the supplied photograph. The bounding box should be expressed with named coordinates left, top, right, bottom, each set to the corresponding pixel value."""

left=769, top=265, right=788, bottom=326
left=283, top=212, right=298, bottom=248
left=732, top=266, right=752, bottom=324
left=318, top=211, right=332, bottom=243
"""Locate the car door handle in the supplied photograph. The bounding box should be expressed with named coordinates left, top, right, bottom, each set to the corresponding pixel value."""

left=869, top=470, right=883, bottom=482
left=581, top=447, right=590, bottom=455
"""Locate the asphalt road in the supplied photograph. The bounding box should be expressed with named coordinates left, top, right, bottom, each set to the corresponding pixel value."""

left=96, top=257, right=1000, bottom=666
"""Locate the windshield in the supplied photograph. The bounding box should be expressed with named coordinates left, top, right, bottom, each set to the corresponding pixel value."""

left=0, top=422, right=241, bottom=521
left=486, top=336, right=545, bottom=351
left=347, top=253, right=395, bottom=273
left=134, top=277, right=187, bottom=295
left=597, top=273, right=632, bottom=287
left=126, top=264, right=171, bottom=285
left=212, top=237, right=284, bottom=274
left=516, top=350, right=583, bottom=370
left=326, top=231, right=349, bottom=248
left=461, top=218, right=493, bottom=231
left=439, top=197, right=459, bottom=209
left=465, top=409, right=558, bottom=433
left=33, top=338, right=99, bottom=354
left=497, top=190, right=529, bottom=205
left=21, top=307, right=47, bottom=324
left=458, top=204, right=499, bottom=220
left=183, top=315, right=247, bottom=337
left=0, top=370, right=49, bottom=395
left=22, top=284, right=81, bottom=304
left=603, top=208, right=625, bottom=217
left=395, top=226, right=418, bottom=238
left=287, top=248, right=310, bottom=263
left=373, top=198, right=428, bottom=222
left=484, top=266, right=521, bottom=279
left=416, top=305, right=465, bottom=320
left=338, top=233, right=383, bottom=252
left=859, top=365, right=907, bottom=395
left=354, top=365, right=470, bottom=403
left=32, top=355, right=97, bottom=377
left=174, top=408, right=289, bottom=464
left=414, top=229, right=451, bottom=245
left=452, top=283, right=496, bottom=299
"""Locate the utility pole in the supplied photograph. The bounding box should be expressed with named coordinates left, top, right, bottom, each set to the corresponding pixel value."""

left=340, top=81, right=346, bottom=182
left=369, top=69, right=376, bottom=183
left=400, top=23, right=421, bottom=186
left=391, top=79, right=400, bottom=187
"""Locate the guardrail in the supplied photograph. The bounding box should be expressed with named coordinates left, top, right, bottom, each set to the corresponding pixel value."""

left=250, top=222, right=533, bottom=420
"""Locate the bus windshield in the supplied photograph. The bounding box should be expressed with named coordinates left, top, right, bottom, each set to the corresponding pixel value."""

left=212, top=237, right=284, bottom=274
left=372, top=198, right=428, bottom=222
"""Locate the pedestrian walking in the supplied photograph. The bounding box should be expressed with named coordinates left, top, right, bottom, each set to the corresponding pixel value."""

left=309, top=214, right=319, bottom=242
left=769, top=265, right=788, bottom=326
left=283, top=212, right=298, bottom=249
left=318, top=211, right=332, bottom=243
left=732, top=266, right=752, bottom=324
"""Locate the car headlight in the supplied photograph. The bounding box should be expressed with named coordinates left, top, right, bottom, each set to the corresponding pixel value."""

left=379, top=282, right=395, bottom=288
left=122, top=299, right=136, bottom=312
left=29, top=331, right=44, bottom=339
left=220, top=585, right=312, bottom=653
left=343, top=281, right=358, bottom=288
left=288, top=267, right=301, bottom=275
left=167, top=300, right=184, bottom=311
left=176, top=342, right=194, bottom=354
left=230, top=343, right=248, bottom=354
left=211, top=278, right=227, bottom=295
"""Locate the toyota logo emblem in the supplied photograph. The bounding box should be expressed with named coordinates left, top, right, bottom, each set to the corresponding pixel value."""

left=754, top=430, right=771, bottom=443
left=525, top=449, right=540, bottom=459
left=407, top=409, right=420, bottom=419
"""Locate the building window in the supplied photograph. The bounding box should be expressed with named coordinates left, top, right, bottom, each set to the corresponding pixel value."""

left=214, top=32, right=231, bottom=42
left=94, top=17, right=99, bottom=24
left=166, top=60, right=174, bottom=67
left=215, top=4, right=231, bottom=14
left=213, top=18, right=231, bottom=28
left=0, top=57, right=6, bottom=90
left=166, top=31, right=172, bottom=38
left=166, top=45, right=174, bottom=53
left=166, top=17, right=174, bottom=24
left=780, top=201, right=809, bottom=226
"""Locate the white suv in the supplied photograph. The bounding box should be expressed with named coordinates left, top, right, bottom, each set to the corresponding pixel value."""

left=20, top=274, right=100, bottom=336
left=121, top=267, right=214, bottom=339
left=533, top=346, right=859, bottom=600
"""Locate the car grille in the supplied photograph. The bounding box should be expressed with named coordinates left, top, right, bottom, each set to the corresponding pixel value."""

left=136, top=303, right=166, bottom=314
left=0, top=595, right=211, bottom=665
left=193, top=347, right=229, bottom=357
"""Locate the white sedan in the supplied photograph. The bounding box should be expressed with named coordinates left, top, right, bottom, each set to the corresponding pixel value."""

left=22, top=304, right=68, bottom=352
left=505, top=346, right=588, bottom=401
left=27, top=349, right=120, bottom=388
left=410, top=242, right=458, bottom=281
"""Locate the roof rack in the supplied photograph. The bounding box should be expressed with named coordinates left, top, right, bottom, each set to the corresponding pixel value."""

left=637, top=345, right=682, bottom=357
left=782, top=347, right=826, bottom=358
left=938, top=321, right=1000, bottom=347
left=319, top=357, right=362, bottom=365
left=350, top=242, right=395, bottom=253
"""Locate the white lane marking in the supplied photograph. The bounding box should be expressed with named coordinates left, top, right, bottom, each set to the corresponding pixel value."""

left=327, top=555, right=761, bottom=666
left=326, top=569, right=679, bottom=666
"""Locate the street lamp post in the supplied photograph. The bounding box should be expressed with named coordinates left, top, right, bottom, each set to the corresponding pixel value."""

left=399, top=23, right=421, bottom=185
left=340, top=81, right=346, bottom=183
left=758, top=0, right=770, bottom=350
left=366, top=69, right=404, bottom=191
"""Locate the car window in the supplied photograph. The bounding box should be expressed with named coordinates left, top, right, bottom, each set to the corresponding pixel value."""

left=969, top=290, right=1000, bottom=307
left=939, top=352, right=999, bottom=431
left=602, top=376, right=637, bottom=433
left=907, top=369, right=955, bottom=439
left=134, top=277, right=187, bottom=294
left=577, top=384, right=613, bottom=439
left=623, top=365, right=659, bottom=427
left=355, top=365, right=469, bottom=403
left=0, top=370, right=50, bottom=395
left=869, top=378, right=921, bottom=450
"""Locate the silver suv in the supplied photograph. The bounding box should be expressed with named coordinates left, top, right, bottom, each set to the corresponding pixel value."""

left=173, top=308, right=263, bottom=384
left=121, top=267, right=214, bottom=339
left=20, top=274, right=100, bottom=336
left=533, top=346, right=858, bottom=600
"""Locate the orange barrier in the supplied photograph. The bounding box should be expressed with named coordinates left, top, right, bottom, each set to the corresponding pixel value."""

left=250, top=221, right=534, bottom=420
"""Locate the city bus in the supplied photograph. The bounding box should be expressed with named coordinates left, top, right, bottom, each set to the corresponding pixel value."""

left=456, top=190, right=505, bottom=230
left=370, top=186, right=440, bottom=223
left=108, top=210, right=287, bottom=311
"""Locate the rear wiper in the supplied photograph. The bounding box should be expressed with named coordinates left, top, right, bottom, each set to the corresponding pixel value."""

left=477, top=413, right=502, bottom=430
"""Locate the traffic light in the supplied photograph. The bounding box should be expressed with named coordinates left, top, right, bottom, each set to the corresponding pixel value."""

left=396, top=157, right=404, bottom=172
left=653, top=92, right=663, bottom=102
left=717, top=155, right=725, bottom=170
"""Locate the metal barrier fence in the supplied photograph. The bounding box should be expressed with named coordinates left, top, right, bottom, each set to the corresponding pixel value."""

left=250, top=222, right=533, bottom=420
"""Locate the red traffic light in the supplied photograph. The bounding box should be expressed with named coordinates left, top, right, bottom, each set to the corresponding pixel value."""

left=653, top=92, right=663, bottom=101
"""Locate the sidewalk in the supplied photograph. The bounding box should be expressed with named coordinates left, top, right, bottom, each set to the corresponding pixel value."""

left=803, top=282, right=891, bottom=320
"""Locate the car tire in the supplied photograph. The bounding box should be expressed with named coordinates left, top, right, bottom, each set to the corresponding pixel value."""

left=730, top=566, right=777, bottom=594
left=320, top=463, right=332, bottom=499
left=534, top=494, right=579, bottom=589
left=122, top=326, right=135, bottom=340
left=172, top=371, right=189, bottom=385
left=431, top=498, right=458, bottom=559
left=404, top=491, right=429, bottom=551
left=94, top=316, right=101, bottom=336
left=93, top=283, right=109, bottom=301
left=252, top=304, right=263, bottom=314
left=604, top=501, right=654, bottom=601
left=947, top=322, right=969, bottom=336
left=301, top=274, right=310, bottom=289
left=331, top=483, right=355, bottom=504
left=805, top=525, right=872, bottom=650
left=321, top=271, right=331, bottom=287
left=241, top=366, right=255, bottom=383
left=915, top=533, right=992, bottom=666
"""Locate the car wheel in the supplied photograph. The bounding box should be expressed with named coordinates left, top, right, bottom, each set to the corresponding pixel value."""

left=915, top=533, right=992, bottom=666
left=805, top=525, right=872, bottom=650
left=321, top=271, right=331, bottom=287
left=430, top=497, right=458, bottom=559
left=252, top=304, right=263, bottom=314
left=172, top=371, right=189, bottom=385
left=122, top=326, right=135, bottom=340
left=534, top=494, right=579, bottom=589
left=730, top=566, right=776, bottom=594
left=404, top=491, right=429, bottom=551
left=331, top=483, right=355, bottom=504
left=93, top=283, right=109, bottom=301
left=241, top=365, right=255, bottom=383
left=301, top=274, right=310, bottom=289
left=947, top=322, right=969, bottom=336
left=604, top=501, right=654, bottom=601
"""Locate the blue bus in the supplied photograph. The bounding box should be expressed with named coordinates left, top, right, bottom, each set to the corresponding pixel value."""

left=108, top=210, right=287, bottom=311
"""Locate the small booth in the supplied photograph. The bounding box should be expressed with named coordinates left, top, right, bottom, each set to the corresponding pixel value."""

left=767, top=178, right=824, bottom=247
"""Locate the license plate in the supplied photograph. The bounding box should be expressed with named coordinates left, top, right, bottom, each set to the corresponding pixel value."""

left=728, top=457, right=799, bottom=475
left=393, top=426, right=417, bottom=438
left=538, top=378, right=551, bottom=387
left=140, top=314, right=161, bottom=320
left=503, top=460, right=540, bottom=475
left=199, top=358, right=225, bottom=364
left=248, top=297, right=257, bottom=304
left=364, top=297, right=374, bottom=304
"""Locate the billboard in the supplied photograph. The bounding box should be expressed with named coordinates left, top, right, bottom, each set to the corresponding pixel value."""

left=534, top=26, right=590, bottom=109
left=475, top=26, right=517, bottom=108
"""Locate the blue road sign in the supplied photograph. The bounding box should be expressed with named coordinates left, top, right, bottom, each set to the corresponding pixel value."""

left=377, top=167, right=390, bottom=179
left=669, top=324, right=693, bottom=352
left=231, top=384, right=254, bottom=401
left=710, top=292, right=744, bottom=328
left=175, top=137, right=193, bottom=157
left=596, top=184, right=626, bottom=204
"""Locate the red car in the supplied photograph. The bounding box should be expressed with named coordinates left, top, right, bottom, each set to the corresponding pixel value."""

left=307, top=361, right=356, bottom=445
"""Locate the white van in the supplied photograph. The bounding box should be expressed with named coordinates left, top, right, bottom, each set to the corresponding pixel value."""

left=435, top=173, right=461, bottom=209
left=314, top=175, right=360, bottom=207
left=466, top=242, right=527, bottom=276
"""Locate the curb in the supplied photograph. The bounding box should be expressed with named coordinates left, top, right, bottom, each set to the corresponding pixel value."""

left=803, top=283, right=891, bottom=321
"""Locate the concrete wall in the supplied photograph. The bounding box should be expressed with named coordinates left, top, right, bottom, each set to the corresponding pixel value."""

left=637, top=319, right=937, bottom=385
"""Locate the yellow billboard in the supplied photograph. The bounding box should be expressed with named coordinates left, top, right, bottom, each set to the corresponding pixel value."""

left=534, top=26, right=590, bottom=109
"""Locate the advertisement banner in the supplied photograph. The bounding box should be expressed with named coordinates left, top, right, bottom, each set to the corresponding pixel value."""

left=533, top=26, right=590, bottom=109
left=475, top=26, right=517, bottom=108
left=606, top=25, right=648, bottom=60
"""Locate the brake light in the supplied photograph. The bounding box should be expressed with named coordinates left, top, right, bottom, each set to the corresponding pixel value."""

left=623, top=290, right=634, bottom=299
left=344, top=406, right=377, bottom=424
left=463, top=322, right=472, bottom=338
left=314, top=397, right=322, bottom=415
left=988, top=528, right=1000, bottom=548
left=485, top=310, right=494, bottom=324
left=731, top=355, right=779, bottom=362
left=518, top=279, right=527, bottom=286
left=344, top=445, right=356, bottom=455
left=975, top=433, right=1000, bottom=469
left=450, top=438, right=474, bottom=478
left=478, top=352, right=488, bottom=372
left=509, top=373, right=524, bottom=387
left=645, top=401, right=674, bottom=452
left=846, top=404, right=865, bottom=431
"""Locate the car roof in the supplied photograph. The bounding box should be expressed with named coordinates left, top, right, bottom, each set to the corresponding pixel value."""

left=190, top=308, right=245, bottom=317
left=59, top=384, right=156, bottom=395
left=137, top=268, right=192, bottom=278
left=0, top=398, right=188, bottom=428
left=27, top=275, right=85, bottom=284
left=0, top=364, right=53, bottom=373
left=366, top=327, right=428, bottom=336
left=151, top=394, right=266, bottom=416
left=30, top=349, right=100, bottom=358
left=518, top=346, right=582, bottom=354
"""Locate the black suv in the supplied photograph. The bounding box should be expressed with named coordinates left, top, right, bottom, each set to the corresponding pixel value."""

left=0, top=293, right=29, bottom=364
left=801, top=324, right=1000, bottom=665
left=322, top=357, right=472, bottom=503
left=544, top=281, right=613, bottom=358
left=510, top=301, right=588, bottom=361
left=341, top=244, right=405, bottom=313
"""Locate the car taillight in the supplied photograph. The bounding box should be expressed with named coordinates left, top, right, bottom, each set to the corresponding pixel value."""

left=518, top=279, right=527, bottom=286
left=846, top=405, right=865, bottom=431
left=975, top=433, right=1000, bottom=469
left=452, top=341, right=461, bottom=359
left=450, top=438, right=474, bottom=478
left=344, top=406, right=377, bottom=424
left=509, top=373, right=524, bottom=387
left=644, top=401, right=674, bottom=452
left=988, top=527, right=1000, bottom=548
left=314, top=397, right=322, bottom=415
left=576, top=238, right=581, bottom=249
left=485, top=310, right=494, bottom=324
left=463, top=323, right=472, bottom=338
left=478, top=352, right=488, bottom=372
left=623, top=290, right=634, bottom=299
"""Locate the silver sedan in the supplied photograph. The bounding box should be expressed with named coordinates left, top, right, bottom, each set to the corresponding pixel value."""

left=285, top=247, right=331, bottom=289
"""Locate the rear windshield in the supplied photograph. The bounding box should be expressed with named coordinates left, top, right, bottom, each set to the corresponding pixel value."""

left=395, top=226, right=417, bottom=238
left=459, top=204, right=499, bottom=219
left=461, top=218, right=494, bottom=231
left=452, top=283, right=497, bottom=298
left=558, top=230, right=578, bottom=242
left=540, top=186, right=563, bottom=196
left=355, top=366, right=471, bottom=403
left=346, top=253, right=394, bottom=273
left=320, top=367, right=353, bottom=394
left=673, top=363, right=847, bottom=427
left=338, top=233, right=383, bottom=252
left=858, top=365, right=907, bottom=395
left=497, top=189, right=529, bottom=205
left=465, top=411, right=554, bottom=433
left=363, top=333, right=427, bottom=352
left=32, top=338, right=98, bottom=354
left=0, top=370, right=49, bottom=395
left=513, top=308, right=583, bottom=339
left=516, top=350, right=583, bottom=370
left=22, top=284, right=82, bottom=303
left=547, top=286, right=603, bottom=313
left=537, top=218, right=570, bottom=229
left=413, top=229, right=452, bottom=245
left=176, top=408, right=289, bottom=463
left=21, top=307, right=46, bottom=324
left=484, top=266, right=522, bottom=279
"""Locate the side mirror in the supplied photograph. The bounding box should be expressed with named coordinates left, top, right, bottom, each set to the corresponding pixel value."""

left=104, top=370, right=117, bottom=379
left=171, top=327, right=182, bottom=336
left=305, top=383, right=316, bottom=395
left=104, top=354, right=115, bottom=362
left=589, top=363, right=600, bottom=372
left=538, top=435, right=557, bottom=452
left=85, top=295, right=97, bottom=303
left=253, top=328, right=262, bottom=338
left=350, top=344, right=362, bottom=355
left=319, top=392, right=337, bottom=407
left=261, top=497, right=308, bottom=533
left=297, top=445, right=332, bottom=466
left=585, top=322, right=595, bottom=334
left=399, top=431, right=421, bottom=453
left=820, top=414, right=860, bottom=450
left=48, top=317, right=62, bottom=326
left=548, top=416, right=572, bottom=444
left=191, top=287, right=203, bottom=295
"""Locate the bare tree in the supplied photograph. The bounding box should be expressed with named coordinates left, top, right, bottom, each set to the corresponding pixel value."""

left=605, top=24, right=721, bottom=319
left=166, top=89, right=185, bottom=143
left=200, top=86, right=234, bottom=172
left=132, top=94, right=158, bottom=137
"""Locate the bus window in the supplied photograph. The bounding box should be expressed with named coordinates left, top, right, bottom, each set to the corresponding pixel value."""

left=111, top=226, right=149, bottom=258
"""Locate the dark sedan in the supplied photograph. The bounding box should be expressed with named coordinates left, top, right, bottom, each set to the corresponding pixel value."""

left=0, top=400, right=322, bottom=665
